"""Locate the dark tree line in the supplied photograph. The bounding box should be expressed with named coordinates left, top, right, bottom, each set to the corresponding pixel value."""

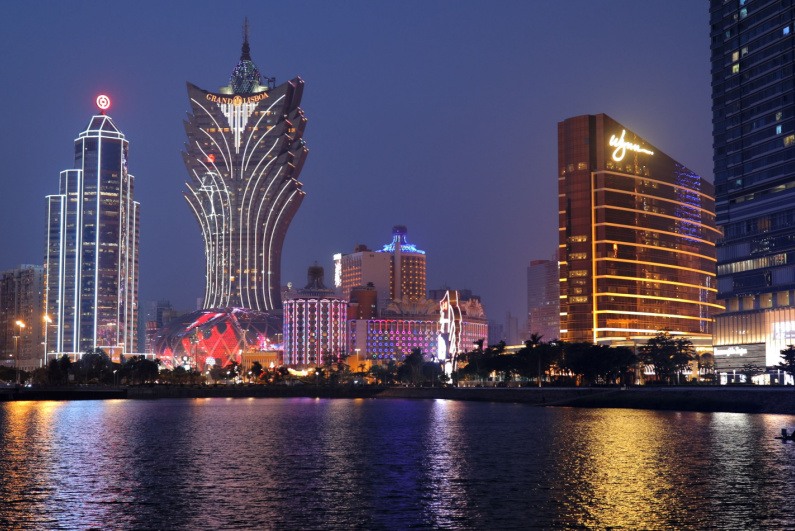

left=453, top=332, right=707, bottom=386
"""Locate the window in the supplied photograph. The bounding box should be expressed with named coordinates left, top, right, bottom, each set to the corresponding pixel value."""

left=732, top=51, right=739, bottom=62
left=732, top=64, right=740, bottom=74
left=784, top=26, right=791, bottom=36
left=777, top=125, right=783, bottom=134
left=577, top=162, right=588, bottom=170
left=739, top=8, right=747, bottom=19
left=570, top=296, right=588, bottom=303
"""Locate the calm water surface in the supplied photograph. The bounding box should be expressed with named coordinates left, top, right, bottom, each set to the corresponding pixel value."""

left=1, top=398, right=795, bottom=530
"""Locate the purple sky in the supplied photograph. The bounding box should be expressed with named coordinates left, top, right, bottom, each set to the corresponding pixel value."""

left=0, top=1, right=711, bottom=325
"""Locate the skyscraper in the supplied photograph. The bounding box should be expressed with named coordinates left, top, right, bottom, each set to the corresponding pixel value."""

left=45, top=97, right=139, bottom=357
left=558, top=114, right=719, bottom=346
left=183, top=24, right=308, bottom=312
left=710, top=0, right=795, bottom=368
left=527, top=259, right=560, bottom=342
left=379, top=226, right=426, bottom=302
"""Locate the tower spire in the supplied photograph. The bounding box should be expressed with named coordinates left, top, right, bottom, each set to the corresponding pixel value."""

left=241, top=17, right=251, bottom=61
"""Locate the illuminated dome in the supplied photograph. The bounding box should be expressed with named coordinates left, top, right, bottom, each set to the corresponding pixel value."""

left=151, top=307, right=282, bottom=369
left=229, top=20, right=264, bottom=94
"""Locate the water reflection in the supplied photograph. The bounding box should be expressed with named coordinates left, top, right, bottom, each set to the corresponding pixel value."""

left=2, top=400, right=795, bottom=529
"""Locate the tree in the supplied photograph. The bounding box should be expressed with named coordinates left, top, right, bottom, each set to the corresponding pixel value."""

left=250, top=361, right=264, bottom=381
left=123, top=355, right=160, bottom=384
left=638, top=332, right=694, bottom=384
left=76, top=348, right=113, bottom=384
left=777, top=345, right=795, bottom=384
left=398, top=348, right=426, bottom=385
left=697, top=352, right=716, bottom=383
left=517, top=338, right=561, bottom=386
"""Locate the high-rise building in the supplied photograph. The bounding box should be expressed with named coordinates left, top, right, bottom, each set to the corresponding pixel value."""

left=45, top=98, right=139, bottom=357
left=0, top=265, right=44, bottom=369
left=710, top=0, right=795, bottom=368
left=527, top=259, right=560, bottom=342
left=558, top=114, right=720, bottom=347
left=379, top=226, right=426, bottom=302
left=182, top=26, right=308, bottom=312
left=283, top=265, right=346, bottom=366
left=334, top=245, right=391, bottom=309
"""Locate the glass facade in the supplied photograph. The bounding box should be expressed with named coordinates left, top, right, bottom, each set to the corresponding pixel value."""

left=710, top=0, right=795, bottom=366
left=558, top=114, right=719, bottom=344
left=183, top=37, right=308, bottom=312
left=45, top=114, right=139, bottom=356
left=527, top=259, right=560, bottom=341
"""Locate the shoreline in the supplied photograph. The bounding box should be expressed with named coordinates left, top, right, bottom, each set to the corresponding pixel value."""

left=3, top=385, right=795, bottom=414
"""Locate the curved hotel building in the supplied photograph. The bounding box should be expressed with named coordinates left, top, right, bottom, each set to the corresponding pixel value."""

left=558, top=114, right=721, bottom=347
left=183, top=30, right=308, bottom=312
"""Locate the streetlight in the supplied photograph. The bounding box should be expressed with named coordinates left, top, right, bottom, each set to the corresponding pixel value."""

left=43, top=314, right=52, bottom=368
left=14, top=320, right=25, bottom=385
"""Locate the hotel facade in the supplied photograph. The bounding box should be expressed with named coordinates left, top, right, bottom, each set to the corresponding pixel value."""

left=183, top=30, right=308, bottom=312
left=558, top=114, right=720, bottom=347
left=45, top=107, right=139, bottom=357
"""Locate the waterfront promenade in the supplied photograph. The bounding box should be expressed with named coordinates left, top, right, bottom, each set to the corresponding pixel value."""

left=2, top=385, right=795, bottom=414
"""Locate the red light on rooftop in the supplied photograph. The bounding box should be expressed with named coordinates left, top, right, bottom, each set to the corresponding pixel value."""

left=96, top=94, right=111, bottom=111
left=207, top=154, right=215, bottom=163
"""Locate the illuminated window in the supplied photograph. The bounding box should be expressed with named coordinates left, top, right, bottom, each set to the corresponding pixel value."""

left=784, top=135, right=795, bottom=147
left=570, top=296, right=588, bottom=303
left=741, top=47, right=749, bottom=57
left=732, top=51, right=739, bottom=62
left=568, top=235, right=588, bottom=243
left=569, top=270, right=588, bottom=278
left=577, top=162, right=587, bottom=170
left=732, top=64, right=740, bottom=74
left=785, top=26, right=791, bottom=36
left=569, top=252, right=588, bottom=260
left=777, top=125, right=783, bottom=135
left=739, top=8, right=747, bottom=19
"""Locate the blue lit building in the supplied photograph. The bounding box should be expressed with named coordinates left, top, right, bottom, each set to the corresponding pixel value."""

left=710, top=0, right=795, bottom=367
left=378, top=225, right=426, bottom=302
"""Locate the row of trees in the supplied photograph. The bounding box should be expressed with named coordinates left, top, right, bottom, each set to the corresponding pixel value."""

left=454, top=332, right=711, bottom=386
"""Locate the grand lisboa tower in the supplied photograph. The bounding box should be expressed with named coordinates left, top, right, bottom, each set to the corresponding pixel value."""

left=183, top=23, right=308, bottom=312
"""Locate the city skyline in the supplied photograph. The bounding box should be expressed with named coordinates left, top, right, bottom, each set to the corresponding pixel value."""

left=0, top=1, right=712, bottom=322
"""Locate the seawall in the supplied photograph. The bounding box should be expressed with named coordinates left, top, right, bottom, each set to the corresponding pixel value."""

left=3, top=385, right=795, bottom=415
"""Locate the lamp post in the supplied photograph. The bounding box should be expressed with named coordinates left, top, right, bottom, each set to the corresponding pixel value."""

left=43, top=314, right=52, bottom=368
left=14, top=320, right=26, bottom=385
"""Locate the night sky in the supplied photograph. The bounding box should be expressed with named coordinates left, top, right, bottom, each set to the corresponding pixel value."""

left=0, top=1, right=711, bottom=326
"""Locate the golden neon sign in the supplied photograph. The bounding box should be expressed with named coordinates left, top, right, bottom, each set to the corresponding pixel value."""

left=205, top=92, right=269, bottom=105
left=609, top=129, right=654, bottom=161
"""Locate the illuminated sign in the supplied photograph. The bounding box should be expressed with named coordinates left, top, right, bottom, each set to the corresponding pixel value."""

left=713, top=346, right=748, bottom=356
left=205, top=92, right=269, bottom=105
left=96, top=94, right=111, bottom=111
left=609, top=129, right=654, bottom=162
